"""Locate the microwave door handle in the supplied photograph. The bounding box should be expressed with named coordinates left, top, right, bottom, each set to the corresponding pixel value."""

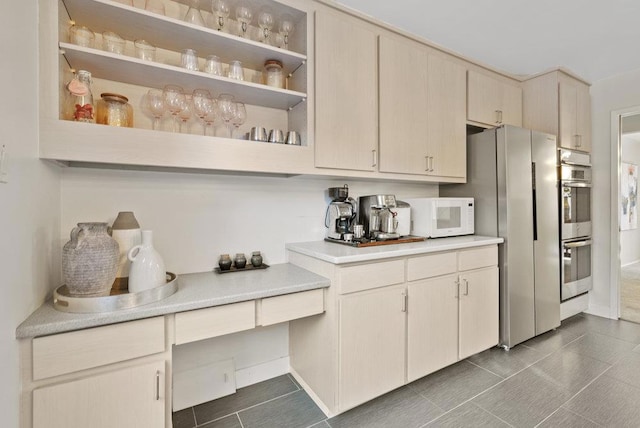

left=564, top=240, right=593, bottom=248
left=562, top=181, right=592, bottom=188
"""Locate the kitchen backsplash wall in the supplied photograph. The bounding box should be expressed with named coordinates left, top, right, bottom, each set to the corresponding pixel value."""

left=61, top=168, right=439, bottom=274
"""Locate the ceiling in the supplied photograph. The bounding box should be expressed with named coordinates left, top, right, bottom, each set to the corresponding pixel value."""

left=335, top=0, right=640, bottom=83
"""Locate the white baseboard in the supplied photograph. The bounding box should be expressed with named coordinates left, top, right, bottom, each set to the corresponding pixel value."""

left=235, top=356, right=290, bottom=389
left=585, top=302, right=616, bottom=319
left=561, top=294, right=590, bottom=320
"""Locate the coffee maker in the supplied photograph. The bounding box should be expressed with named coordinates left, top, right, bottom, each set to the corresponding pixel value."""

left=325, top=185, right=357, bottom=240
left=358, top=194, right=406, bottom=240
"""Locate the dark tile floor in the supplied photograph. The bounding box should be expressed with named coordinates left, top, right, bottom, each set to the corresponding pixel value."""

left=173, top=313, right=640, bottom=428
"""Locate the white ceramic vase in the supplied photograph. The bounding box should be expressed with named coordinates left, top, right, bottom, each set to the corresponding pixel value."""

left=127, top=230, right=166, bottom=293
left=111, top=211, right=141, bottom=290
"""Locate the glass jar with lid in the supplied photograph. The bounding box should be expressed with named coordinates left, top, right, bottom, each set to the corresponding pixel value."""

left=96, top=93, right=133, bottom=127
left=65, top=70, right=95, bottom=123
left=262, top=59, right=284, bottom=89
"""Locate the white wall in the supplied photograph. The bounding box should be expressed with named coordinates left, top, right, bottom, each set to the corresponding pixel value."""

left=590, top=67, right=640, bottom=317
left=620, top=133, right=640, bottom=266
left=0, top=2, right=62, bottom=427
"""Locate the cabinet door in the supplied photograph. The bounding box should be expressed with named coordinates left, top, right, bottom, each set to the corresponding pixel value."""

left=33, top=361, right=165, bottom=428
left=468, top=70, right=522, bottom=127
left=407, top=274, right=459, bottom=382
left=315, top=9, right=378, bottom=171
left=426, top=55, right=467, bottom=178
left=379, top=35, right=429, bottom=174
left=576, top=81, right=591, bottom=152
left=459, top=267, right=499, bottom=360
left=558, top=80, right=578, bottom=150
left=339, top=285, right=406, bottom=411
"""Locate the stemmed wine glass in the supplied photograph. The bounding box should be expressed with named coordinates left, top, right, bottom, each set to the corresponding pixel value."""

left=217, top=93, right=236, bottom=137
left=144, top=89, right=165, bottom=130
left=257, top=7, right=274, bottom=44
left=184, top=0, right=205, bottom=26
left=212, top=0, right=230, bottom=31
left=162, top=85, right=185, bottom=132
left=279, top=13, right=294, bottom=50
left=231, top=102, right=247, bottom=138
left=203, top=100, right=219, bottom=137
left=191, top=89, right=213, bottom=135
left=178, top=95, right=193, bottom=134
left=235, top=2, right=253, bottom=38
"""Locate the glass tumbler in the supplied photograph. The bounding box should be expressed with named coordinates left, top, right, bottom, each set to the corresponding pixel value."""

left=227, top=60, right=244, bottom=80
left=181, top=49, right=199, bottom=71
left=69, top=25, right=95, bottom=48
left=102, top=31, right=125, bottom=54
left=134, top=39, right=156, bottom=61
left=204, top=55, right=223, bottom=75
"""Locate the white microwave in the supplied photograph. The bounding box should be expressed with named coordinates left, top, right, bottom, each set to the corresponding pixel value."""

left=403, top=197, right=474, bottom=238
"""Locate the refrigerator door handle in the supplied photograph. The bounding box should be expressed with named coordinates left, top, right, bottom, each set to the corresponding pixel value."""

left=532, top=162, right=538, bottom=241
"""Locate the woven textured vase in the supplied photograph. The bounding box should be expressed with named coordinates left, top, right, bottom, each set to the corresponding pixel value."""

left=62, top=222, right=119, bottom=296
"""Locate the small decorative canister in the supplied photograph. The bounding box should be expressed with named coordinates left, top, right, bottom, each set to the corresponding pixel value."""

left=250, top=251, right=263, bottom=267
left=127, top=230, right=166, bottom=293
left=96, top=93, right=133, bottom=127
left=65, top=70, right=95, bottom=123
left=218, top=254, right=232, bottom=271
left=262, top=59, right=284, bottom=88
left=111, top=211, right=141, bottom=291
left=62, top=222, right=119, bottom=296
left=234, top=253, right=247, bottom=269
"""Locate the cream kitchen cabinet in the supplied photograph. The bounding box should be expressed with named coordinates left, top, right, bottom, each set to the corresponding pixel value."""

left=39, top=0, right=314, bottom=175
left=523, top=69, right=591, bottom=152
left=379, top=35, right=466, bottom=178
left=287, top=242, right=500, bottom=416
left=406, top=246, right=499, bottom=382
left=467, top=69, right=522, bottom=127
left=33, top=360, right=166, bottom=428
left=338, top=284, right=406, bottom=410
left=314, top=7, right=378, bottom=171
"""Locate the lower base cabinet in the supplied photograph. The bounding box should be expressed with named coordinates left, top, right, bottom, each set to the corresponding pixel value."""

left=339, top=285, right=406, bottom=410
left=33, top=361, right=165, bottom=428
left=289, top=244, right=499, bottom=416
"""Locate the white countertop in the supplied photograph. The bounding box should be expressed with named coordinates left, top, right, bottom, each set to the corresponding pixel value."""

left=16, top=263, right=329, bottom=339
left=286, top=235, right=504, bottom=264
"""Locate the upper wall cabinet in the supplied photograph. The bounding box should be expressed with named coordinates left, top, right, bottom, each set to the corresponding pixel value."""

left=38, top=0, right=314, bottom=175
left=467, top=70, right=522, bottom=127
left=314, top=8, right=378, bottom=172
left=379, top=35, right=466, bottom=178
left=523, top=70, right=591, bottom=152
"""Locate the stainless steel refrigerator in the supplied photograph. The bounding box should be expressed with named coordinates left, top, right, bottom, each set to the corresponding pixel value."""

left=441, top=125, right=560, bottom=349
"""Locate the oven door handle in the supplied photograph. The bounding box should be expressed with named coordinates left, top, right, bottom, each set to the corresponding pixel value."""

left=562, top=181, right=592, bottom=188
left=564, top=239, right=593, bottom=248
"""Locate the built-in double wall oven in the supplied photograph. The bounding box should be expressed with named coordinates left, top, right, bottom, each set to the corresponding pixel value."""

left=559, top=149, right=593, bottom=301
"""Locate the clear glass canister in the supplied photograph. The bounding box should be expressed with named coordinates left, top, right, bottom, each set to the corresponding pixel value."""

left=262, top=59, right=284, bottom=88
left=96, top=93, right=133, bottom=127
left=65, top=69, right=95, bottom=123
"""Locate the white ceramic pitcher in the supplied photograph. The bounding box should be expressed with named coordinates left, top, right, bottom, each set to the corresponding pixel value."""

left=127, top=230, right=166, bottom=293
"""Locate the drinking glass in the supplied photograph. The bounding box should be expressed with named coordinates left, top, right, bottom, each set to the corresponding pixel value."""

left=102, top=31, right=125, bottom=54
left=144, top=0, right=165, bottom=15
left=183, top=0, right=205, bottom=26
left=257, top=7, right=274, bottom=43
left=232, top=102, right=247, bottom=138
left=235, top=2, right=253, bottom=38
left=227, top=60, right=244, bottom=80
left=212, top=0, right=230, bottom=31
left=162, top=85, right=185, bottom=132
left=178, top=95, right=193, bottom=133
left=134, top=39, right=156, bottom=61
left=191, top=89, right=213, bottom=135
left=279, top=13, right=295, bottom=50
left=217, top=93, right=236, bottom=137
left=69, top=25, right=95, bottom=48
left=144, top=89, right=165, bottom=130
left=203, top=100, right=219, bottom=136
left=181, top=48, right=199, bottom=71
left=204, top=55, right=223, bottom=75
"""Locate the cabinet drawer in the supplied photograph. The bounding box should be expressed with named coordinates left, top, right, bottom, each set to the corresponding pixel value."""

left=32, top=317, right=165, bottom=381
left=175, top=301, right=255, bottom=345
left=258, top=289, right=325, bottom=326
left=407, top=252, right=457, bottom=281
left=337, top=259, right=405, bottom=294
left=458, top=246, right=498, bottom=271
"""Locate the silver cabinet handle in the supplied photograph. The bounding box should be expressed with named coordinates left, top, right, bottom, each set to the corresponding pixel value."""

left=155, top=370, right=161, bottom=401
left=401, top=291, right=407, bottom=312
left=495, top=110, right=503, bottom=124
left=372, top=149, right=378, bottom=167
left=574, top=134, right=581, bottom=148
left=463, top=278, right=469, bottom=296
left=425, top=156, right=429, bottom=172
left=429, top=156, right=434, bottom=172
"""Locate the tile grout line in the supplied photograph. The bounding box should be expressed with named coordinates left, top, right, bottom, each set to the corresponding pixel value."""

left=465, top=358, right=508, bottom=379
left=561, top=406, right=604, bottom=427
left=237, top=412, right=246, bottom=428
